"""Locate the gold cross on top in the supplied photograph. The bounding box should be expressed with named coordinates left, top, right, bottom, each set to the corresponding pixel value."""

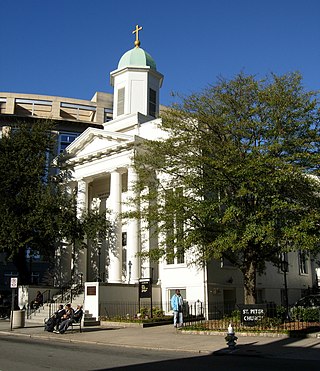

left=132, top=24, right=143, bottom=47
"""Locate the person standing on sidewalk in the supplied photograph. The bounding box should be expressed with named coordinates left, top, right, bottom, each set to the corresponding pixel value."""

left=171, top=289, right=184, bottom=328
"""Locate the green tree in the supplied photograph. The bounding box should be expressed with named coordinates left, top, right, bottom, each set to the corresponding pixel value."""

left=132, top=72, right=320, bottom=304
left=0, top=121, right=109, bottom=284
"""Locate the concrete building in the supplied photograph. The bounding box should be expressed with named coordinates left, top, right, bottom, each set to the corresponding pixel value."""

left=0, top=91, right=113, bottom=151
left=0, top=91, right=113, bottom=291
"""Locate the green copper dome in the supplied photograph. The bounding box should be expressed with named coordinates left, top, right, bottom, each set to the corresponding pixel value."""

left=118, top=47, right=157, bottom=71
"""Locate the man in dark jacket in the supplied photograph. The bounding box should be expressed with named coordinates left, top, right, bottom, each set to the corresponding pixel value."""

left=45, top=304, right=66, bottom=332
left=56, top=304, right=83, bottom=334
left=53, top=304, right=66, bottom=331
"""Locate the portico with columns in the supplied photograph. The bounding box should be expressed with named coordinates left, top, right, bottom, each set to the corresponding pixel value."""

left=63, top=25, right=163, bottom=286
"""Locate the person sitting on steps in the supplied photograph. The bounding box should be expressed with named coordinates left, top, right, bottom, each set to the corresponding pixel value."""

left=30, top=290, right=43, bottom=310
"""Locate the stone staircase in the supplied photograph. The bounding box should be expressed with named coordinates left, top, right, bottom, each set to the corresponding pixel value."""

left=83, top=310, right=100, bottom=327
left=26, top=292, right=100, bottom=327
left=26, top=304, right=51, bottom=324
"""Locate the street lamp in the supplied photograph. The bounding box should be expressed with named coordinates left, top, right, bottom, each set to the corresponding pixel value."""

left=280, top=259, right=289, bottom=319
left=128, top=260, right=132, bottom=283
left=97, top=239, right=102, bottom=282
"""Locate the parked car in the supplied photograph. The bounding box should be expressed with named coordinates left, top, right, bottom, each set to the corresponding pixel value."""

left=290, top=294, right=320, bottom=322
left=292, top=294, right=320, bottom=309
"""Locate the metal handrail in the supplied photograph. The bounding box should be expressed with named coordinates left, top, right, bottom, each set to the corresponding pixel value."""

left=26, top=284, right=84, bottom=319
left=26, top=289, right=51, bottom=319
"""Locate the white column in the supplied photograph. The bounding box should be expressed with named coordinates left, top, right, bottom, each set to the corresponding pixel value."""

left=108, top=170, right=122, bottom=283
left=77, top=179, right=87, bottom=218
left=126, top=167, right=140, bottom=283
left=75, top=179, right=88, bottom=283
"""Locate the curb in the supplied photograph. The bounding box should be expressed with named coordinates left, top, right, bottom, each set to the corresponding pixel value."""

left=0, top=330, right=213, bottom=354
left=181, top=330, right=320, bottom=338
left=100, top=320, right=172, bottom=328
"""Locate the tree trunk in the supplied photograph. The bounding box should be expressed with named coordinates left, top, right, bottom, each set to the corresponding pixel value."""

left=243, top=260, right=256, bottom=304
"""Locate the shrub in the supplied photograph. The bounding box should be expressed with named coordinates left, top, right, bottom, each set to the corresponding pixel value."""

left=259, top=316, right=282, bottom=328
left=152, top=306, right=164, bottom=318
left=290, top=307, right=320, bottom=322
left=139, top=307, right=149, bottom=318
left=275, top=305, right=287, bottom=320
left=230, top=310, right=241, bottom=321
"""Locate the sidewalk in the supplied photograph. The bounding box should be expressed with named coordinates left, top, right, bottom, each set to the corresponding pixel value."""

left=0, top=319, right=320, bottom=361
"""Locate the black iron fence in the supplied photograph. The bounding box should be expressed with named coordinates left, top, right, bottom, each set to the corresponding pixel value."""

left=100, top=300, right=204, bottom=322
left=99, top=300, right=320, bottom=334
left=189, top=302, right=320, bottom=333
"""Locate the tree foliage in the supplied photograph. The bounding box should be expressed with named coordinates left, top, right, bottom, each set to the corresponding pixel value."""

left=132, top=72, right=320, bottom=303
left=0, top=121, right=109, bottom=284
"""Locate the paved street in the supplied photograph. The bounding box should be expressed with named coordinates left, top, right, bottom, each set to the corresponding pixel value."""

left=1, top=334, right=319, bottom=371
left=0, top=318, right=320, bottom=370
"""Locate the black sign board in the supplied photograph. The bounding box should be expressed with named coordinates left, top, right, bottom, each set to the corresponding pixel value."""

left=87, top=286, right=97, bottom=296
left=139, top=280, right=152, bottom=298
left=239, top=304, right=267, bottom=325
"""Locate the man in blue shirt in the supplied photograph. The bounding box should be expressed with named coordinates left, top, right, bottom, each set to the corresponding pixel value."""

left=171, top=289, right=184, bottom=328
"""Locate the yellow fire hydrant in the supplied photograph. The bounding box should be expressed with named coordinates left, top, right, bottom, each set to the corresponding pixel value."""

left=225, top=323, right=238, bottom=350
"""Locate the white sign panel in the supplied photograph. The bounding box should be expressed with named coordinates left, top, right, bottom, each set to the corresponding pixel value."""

left=10, top=277, right=18, bottom=288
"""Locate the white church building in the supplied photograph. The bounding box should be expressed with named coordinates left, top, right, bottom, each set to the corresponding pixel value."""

left=61, top=26, right=318, bottom=318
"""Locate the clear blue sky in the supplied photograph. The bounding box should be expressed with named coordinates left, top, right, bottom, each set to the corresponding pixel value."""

left=1, top=0, right=319, bottom=106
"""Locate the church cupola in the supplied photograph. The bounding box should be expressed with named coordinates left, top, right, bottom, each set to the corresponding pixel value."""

left=110, top=25, right=163, bottom=119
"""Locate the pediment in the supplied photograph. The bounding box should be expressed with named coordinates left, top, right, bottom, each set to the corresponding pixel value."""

left=66, top=127, right=134, bottom=160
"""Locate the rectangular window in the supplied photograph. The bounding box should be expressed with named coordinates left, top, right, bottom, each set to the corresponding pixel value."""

left=0, top=98, right=6, bottom=114
left=280, top=252, right=289, bottom=273
left=121, top=171, right=128, bottom=192
left=176, top=188, right=184, bottom=264
left=165, top=188, right=185, bottom=265
left=31, top=272, right=40, bottom=285
left=117, top=88, right=125, bottom=116
left=165, top=189, right=175, bottom=264
left=104, top=108, right=113, bottom=122
left=122, top=232, right=127, bottom=247
left=298, top=251, right=308, bottom=274
left=176, top=245, right=184, bottom=264
left=149, top=88, right=156, bottom=117
left=58, top=132, right=79, bottom=153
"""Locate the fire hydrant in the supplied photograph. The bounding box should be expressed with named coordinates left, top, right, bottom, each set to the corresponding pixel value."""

left=225, top=323, right=238, bottom=350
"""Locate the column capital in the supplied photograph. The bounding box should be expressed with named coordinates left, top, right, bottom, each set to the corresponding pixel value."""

left=76, top=176, right=94, bottom=184
left=108, top=167, right=127, bottom=175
